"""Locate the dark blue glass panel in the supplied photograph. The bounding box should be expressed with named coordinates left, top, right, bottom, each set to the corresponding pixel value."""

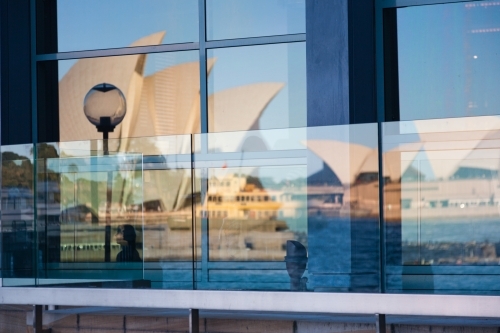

left=397, top=1, right=500, bottom=120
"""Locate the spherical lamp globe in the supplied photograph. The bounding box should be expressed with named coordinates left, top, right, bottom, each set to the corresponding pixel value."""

left=83, top=83, right=126, bottom=133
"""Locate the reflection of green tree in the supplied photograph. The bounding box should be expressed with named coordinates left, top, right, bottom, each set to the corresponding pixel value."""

left=60, top=171, right=142, bottom=208
left=2, top=152, right=33, bottom=189
left=35, top=143, right=59, bottom=159
left=37, top=143, right=61, bottom=183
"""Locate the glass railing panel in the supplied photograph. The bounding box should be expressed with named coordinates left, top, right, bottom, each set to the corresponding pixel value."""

left=1, top=144, right=36, bottom=287
left=34, top=135, right=195, bottom=289
left=2, top=124, right=380, bottom=292
left=194, top=123, right=380, bottom=292
left=383, top=116, right=500, bottom=294
left=35, top=140, right=146, bottom=287
left=130, top=136, right=195, bottom=290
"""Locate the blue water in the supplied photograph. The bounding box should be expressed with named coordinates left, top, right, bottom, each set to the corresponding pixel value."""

left=402, top=218, right=500, bottom=244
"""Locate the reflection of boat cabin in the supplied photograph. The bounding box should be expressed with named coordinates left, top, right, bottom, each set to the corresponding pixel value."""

left=203, top=174, right=281, bottom=220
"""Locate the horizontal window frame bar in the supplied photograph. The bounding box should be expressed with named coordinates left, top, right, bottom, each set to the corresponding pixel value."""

left=205, top=34, right=306, bottom=49
left=35, top=34, right=307, bottom=61
left=378, top=0, right=485, bottom=9
left=36, top=43, right=200, bottom=61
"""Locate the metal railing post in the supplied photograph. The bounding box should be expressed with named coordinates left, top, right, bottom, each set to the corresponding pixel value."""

left=376, top=313, right=386, bottom=333
left=189, top=309, right=200, bottom=333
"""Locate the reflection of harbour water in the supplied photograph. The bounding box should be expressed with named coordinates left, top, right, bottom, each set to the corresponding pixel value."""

left=403, top=218, right=500, bottom=244
left=401, top=218, right=500, bottom=265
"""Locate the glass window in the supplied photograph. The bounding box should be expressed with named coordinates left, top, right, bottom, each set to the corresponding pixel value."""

left=1, top=144, right=36, bottom=286
left=44, top=0, right=198, bottom=53
left=396, top=1, right=500, bottom=120
left=207, top=0, right=305, bottom=41
left=31, top=136, right=196, bottom=289
left=194, top=123, right=380, bottom=291
left=383, top=116, right=500, bottom=294
left=50, top=51, right=199, bottom=142
left=207, top=42, right=306, bottom=133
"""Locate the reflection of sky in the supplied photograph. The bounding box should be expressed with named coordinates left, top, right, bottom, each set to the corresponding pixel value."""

left=398, top=1, right=500, bottom=120
left=1, top=145, right=34, bottom=161
left=57, top=0, right=198, bottom=53
left=207, top=0, right=305, bottom=40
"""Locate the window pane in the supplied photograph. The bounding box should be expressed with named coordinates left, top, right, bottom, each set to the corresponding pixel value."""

left=47, top=0, right=198, bottom=53
left=33, top=136, right=195, bottom=289
left=39, top=148, right=145, bottom=283
left=194, top=123, right=380, bottom=291
left=397, top=1, right=500, bottom=120
left=384, top=116, right=500, bottom=294
left=1, top=144, right=36, bottom=287
left=207, top=0, right=305, bottom=41
left=207, top=43, right=306, bottom=133
left=50, top=51, right=200, bottom=142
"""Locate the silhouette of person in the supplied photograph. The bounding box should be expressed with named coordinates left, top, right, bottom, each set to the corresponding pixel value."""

left=115, top=224, right=141, bottom=262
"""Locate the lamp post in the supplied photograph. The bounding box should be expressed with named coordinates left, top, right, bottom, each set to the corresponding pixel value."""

left=83, top=83, right=126, bottom=262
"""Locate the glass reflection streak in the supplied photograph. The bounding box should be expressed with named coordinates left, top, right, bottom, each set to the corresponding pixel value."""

left=384, top=116, right=500, bottom=294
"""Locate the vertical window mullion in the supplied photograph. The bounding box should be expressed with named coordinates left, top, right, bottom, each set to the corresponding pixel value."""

left=199, top=0, right=208, bottom=135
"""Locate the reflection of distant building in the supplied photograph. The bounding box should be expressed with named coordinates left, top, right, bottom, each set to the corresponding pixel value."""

left=2, top=187, right=33, bottom=211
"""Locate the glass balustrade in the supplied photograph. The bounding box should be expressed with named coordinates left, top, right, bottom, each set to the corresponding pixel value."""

left=4, top=118, right=500, bottom=295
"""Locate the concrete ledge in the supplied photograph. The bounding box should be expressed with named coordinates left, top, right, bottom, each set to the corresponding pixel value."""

left=2, top=288, right=500, bottom=318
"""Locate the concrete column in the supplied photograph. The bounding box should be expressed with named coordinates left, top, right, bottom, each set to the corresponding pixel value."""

left=306, top=0, right=378, bottom=293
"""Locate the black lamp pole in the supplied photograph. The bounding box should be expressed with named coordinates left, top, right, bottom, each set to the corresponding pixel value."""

left=97, top=116, right=115, bottom=263
left=84, top=83, right=126, bottom=264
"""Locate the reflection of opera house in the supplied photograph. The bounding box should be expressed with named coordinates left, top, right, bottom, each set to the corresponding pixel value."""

left=59, top=32, right=285, bottom=143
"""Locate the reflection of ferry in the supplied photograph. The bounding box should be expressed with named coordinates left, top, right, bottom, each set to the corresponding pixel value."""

left=122, top=174, right=295, bottom=261
left=164, top=174, right=293, bottom=261
left=203, top=174, right=281, bottom=220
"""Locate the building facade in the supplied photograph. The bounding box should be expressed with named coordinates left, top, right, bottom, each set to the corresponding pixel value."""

left=1, top=0, right=500, bottom=332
